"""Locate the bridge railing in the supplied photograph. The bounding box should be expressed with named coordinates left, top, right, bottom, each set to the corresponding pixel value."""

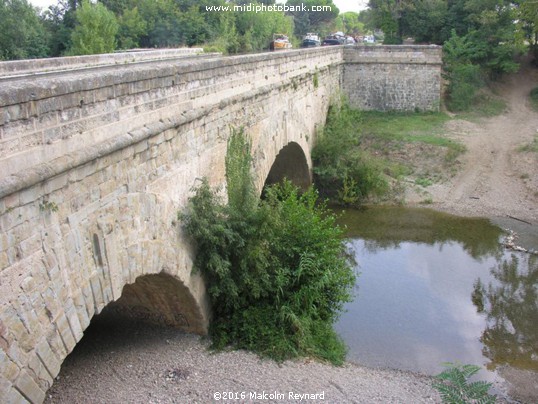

left=0, top=47, right=344, bottom=199
left=0, top=48, right=206, bottom=78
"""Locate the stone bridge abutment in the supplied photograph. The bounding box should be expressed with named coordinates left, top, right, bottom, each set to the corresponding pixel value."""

left=0, top=45, right=441, bottom=403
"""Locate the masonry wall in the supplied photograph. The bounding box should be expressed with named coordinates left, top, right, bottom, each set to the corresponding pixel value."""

left=343, top=45, right=442, bottom=111
left=0, top=47, right=341, bottom=403
left=0, top=48, right=205, bottom=78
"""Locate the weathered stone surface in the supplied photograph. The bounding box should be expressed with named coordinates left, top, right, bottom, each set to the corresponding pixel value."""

left=0, top=46, right=441, bottom=403
left=343, top=45, right=442, bottom=111
left=14, top=370, right=45, bottom=404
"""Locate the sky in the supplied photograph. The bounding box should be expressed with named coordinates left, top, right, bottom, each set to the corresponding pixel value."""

left=29, top=0, right=367, bottom=13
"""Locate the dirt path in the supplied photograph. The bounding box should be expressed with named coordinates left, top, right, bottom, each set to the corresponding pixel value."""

left=425, top=59, right=538, bottom=224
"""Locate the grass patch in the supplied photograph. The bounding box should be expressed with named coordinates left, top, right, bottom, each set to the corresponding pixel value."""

left=360, top=111, right=464, bottom=160
left=360, top=111, right=451, bottom=141
left=415, top=177, right=433, bottom=187
left=519, top=135, right=538, bottom=153
left=455, top=93, right=507, bottom=120
left=313, top=105, right=465, bottom=205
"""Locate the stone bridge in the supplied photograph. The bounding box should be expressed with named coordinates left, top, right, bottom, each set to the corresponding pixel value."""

left=0, top=45, right=441, bottom=403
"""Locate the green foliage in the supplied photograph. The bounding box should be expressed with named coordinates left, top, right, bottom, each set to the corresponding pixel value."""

left=39, top=200, right=58, bottom=212
left=519, top=135, right=538, bottom=153
left=286, top=0, right=339, bottom=37
left=446, top=63, right=484, bottom=112
left=400, top=0, right=448, bottom=44
left=116, top=7, right=146, bottom=49
left=235, top=4, right=294, bottom=52
left=367, top=0, right=402, bottom=43
left=203, top=11, right=240, bottom=54
left=180, top=128, right=356, bottom=364
left=360, top=110, right=452, bottom=142
left=315, top=107, right=465, bottom=204
left=432, top=363, right=496, bottom=404
left=415, top=177, right=433, bottom=187
left=68, top=0, right=118, bottom=55
left=312, top=102, right=389, bottom=205
left=456, top=93, right=506, bottom=120
left=0, top=0, right=50, bottom=60
left=136, top=0, right=182, bottom=47
left=224, top=127, right=257, bottom=213
left=335, top=12, right=364, bottom=36
left=337, top=174, right=360, bottom=205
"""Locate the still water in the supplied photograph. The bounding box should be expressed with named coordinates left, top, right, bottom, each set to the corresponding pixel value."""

left=334, top=206, right=538, bottom=400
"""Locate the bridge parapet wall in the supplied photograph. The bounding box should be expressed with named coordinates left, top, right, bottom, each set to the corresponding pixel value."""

left=0, top=47, right=343, bottom=190
left=343, top=45, right=442, bottom=111
left=0, top=48, right=206, bottom=78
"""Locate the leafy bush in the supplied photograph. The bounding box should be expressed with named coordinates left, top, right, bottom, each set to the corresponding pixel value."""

left=445, top=63, right=484, bottom=112
left=312, top=102, right=388, bottom=205
left=433, top=363, right=496, bottom=404
left=180, top=128, right=356, bottom=364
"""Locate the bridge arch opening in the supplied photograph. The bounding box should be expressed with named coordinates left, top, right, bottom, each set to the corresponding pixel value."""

left=263, top=141, right=311, bottom=192
left=101, top=273, right=206, bottom=334
left=46, top=273, right=206, bottom=400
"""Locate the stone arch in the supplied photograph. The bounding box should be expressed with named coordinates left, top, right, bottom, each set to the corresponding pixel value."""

left=262, top=141, right=312, bottom=191
left=76, top=192, right=209, bottom=335
left=100, top=273, right=207, bottom=334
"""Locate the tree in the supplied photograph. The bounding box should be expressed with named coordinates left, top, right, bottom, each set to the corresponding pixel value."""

left=336, top=11, right=365, bottom=35
left=136, top=0, right=181, bottom=47
left=116, top=7, right=146, bottom=49
left=400, top=0, right=448, bottom=44
left=518, top=0, right=538, bottom=62
left=68, top=0, right=118, bottom=55
left=286, top=0, right=339, bottom=37
left=235, top=3, right=294, bottom=52
left=0, top=0, right=50, bottom=60
left=41, top=0, right=74, bottom=56
left=367, top=0, right=405, bottom=43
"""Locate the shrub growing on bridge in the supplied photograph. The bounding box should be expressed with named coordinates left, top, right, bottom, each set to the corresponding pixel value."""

left=180, top=129, right=356, bottom=364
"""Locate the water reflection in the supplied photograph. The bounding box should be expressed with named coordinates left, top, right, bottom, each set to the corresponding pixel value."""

left=336, top=205, right=504, bottom=260
left=473, top=254, right=538, bottom=371
left=334, top=206, right=538, bottom=401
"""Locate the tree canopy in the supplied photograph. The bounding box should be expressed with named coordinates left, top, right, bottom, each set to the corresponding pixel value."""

left=68, top=0, right=118, bottom=55
left=0, top=0, right=50, bottom=60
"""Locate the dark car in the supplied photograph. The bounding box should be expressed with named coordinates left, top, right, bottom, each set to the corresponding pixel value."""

left=322, top=35, right=344, bottom=46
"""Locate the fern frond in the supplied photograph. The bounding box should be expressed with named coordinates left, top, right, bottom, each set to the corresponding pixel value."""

left=432, top=363, right=495, bottom=404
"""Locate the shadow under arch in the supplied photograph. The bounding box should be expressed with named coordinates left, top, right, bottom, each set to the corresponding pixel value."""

left=263, top=141, right=311, bottom=191
left=101, top=272, right=207, bottom=335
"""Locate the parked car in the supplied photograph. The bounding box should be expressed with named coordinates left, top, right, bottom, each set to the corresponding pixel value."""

left=301, top=33, right=321, bottom=47
left=322, top=35, right=344, bottom=46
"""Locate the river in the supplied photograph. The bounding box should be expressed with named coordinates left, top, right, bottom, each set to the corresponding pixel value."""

left=334, top=206, right=538, bottom=402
